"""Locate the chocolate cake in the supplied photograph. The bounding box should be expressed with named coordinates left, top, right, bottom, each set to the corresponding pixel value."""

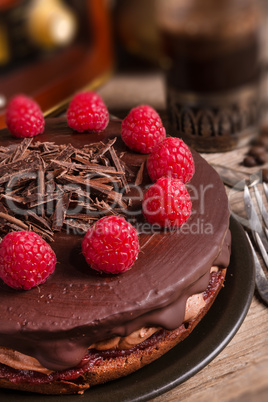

left=0, top=117, right=231, bottom=394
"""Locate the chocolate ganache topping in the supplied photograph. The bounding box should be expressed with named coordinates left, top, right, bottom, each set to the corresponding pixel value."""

left=0, top=118, right=231, bottom=371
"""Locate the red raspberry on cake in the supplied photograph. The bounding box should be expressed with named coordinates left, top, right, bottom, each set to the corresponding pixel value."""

left=142, top=177, right=192, bottom=228
left=67, top=91, right=109, bottom=133
left=0, top=231, right=56, bottom=290
left=82, top=216, right=139, bottom=274
left=5, top=94, right=45, bottom=138
left=121, top=105, right=166, bottom=153
left=147, top=137, right=195, bottom=183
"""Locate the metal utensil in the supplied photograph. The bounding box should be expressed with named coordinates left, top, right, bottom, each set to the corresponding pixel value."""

left=211, top=164, right=260, bottom=190
left=244, top=184, right=268, bottom=251
left=243, top=184, right=268, bottom=305
left=245, top=232, right=268, bottom=305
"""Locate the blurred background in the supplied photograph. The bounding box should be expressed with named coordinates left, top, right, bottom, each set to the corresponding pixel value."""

left=0, top=0, right=113, bottom=127
left=0, top=0, right=268, bottom=151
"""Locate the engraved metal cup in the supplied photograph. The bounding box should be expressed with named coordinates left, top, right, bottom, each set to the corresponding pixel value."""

left=157, top=0, right=262, bottom=152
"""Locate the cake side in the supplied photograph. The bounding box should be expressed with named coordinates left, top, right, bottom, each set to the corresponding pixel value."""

left=0, top=268, right=227, bottom=394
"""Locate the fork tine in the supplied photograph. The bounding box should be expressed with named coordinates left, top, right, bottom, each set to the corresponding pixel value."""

left=244, top=185, right=262, bottom=232
left=263, top=182, right=268, bottom=202
left=253, top=184, right=268, bottom=230
left=243, top=185, right=268, bottom=250
left=255, top=232, right=268, bottom=271
left=245, top=232, right=268, bottom=305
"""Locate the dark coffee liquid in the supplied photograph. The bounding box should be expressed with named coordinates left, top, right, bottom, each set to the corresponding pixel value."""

left=163, top=31, right=260, bottom=93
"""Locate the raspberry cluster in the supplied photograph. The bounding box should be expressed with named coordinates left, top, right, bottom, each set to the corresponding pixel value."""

left=67, top=91, right=109, bottom=133
left=142, top=136, right=195, bottom=228
left=120, top=104, right=194, bottom=229
left=147, top=137, right=195, bottom=183
left=142, top=177, right=192, bottom=228
left=0, top=231, right=56, bottom=290
left=5, top=91, right=110, bottom=139
left=121, top=105, right=166, bottom=153
left=82, top=216, right=139, bottom=274
left=5, top=95, right=44, bottom=138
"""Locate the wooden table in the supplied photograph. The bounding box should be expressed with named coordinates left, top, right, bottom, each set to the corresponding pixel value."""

left=99, top=72, right=268, bottom=402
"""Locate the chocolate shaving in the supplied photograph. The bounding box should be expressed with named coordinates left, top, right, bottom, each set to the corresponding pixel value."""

left=109, top=146, right=130, bottom=193
left=0, top=157, right=9, bottom=167
left=25, top=211, right=52, bottom=231
left=99, top=156, right=110, bottom=166
left=118, top=158, right=136, bottom=179
left=46, top=144, right=75, bottom=170
left=0, top=146, right=10, bottom=153
left=0, top=137, right=133, bottom=240
left=49, top=159, right=123, bottom=175
left=65, top=213, right=95, bottom=222
left=135, top=161, right=146, bottom=186
left=0, top=203, right=8, bottom=214
left=0, top=153, right=42, bottom=185
left=6, top=172, right=37, bottom=192
left=10, top=138, right=33, bottom=163
left=64, top=219, right=90, bottom=234
left=37, top=167, right=45, bottom=217
left=95, top=199, right=120, bottom=216
left=92, top=138, right=117, bottom=160
left=1, top=193, right=26, bottom=206
left=59, top=175, right=114, bottom=195
left=0, top=212, right=28, bottom=230
left=52, top=191, right=72, bottom=231
left=108, top=191, right=127, bottom=209
left=0, top=152, right=41, bottom=177
left=28, top=224, right=54, bottom=242
left=28, top=191, right=64, bottom=208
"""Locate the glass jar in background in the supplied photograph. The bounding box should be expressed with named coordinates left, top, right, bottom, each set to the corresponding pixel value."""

left=156, top=0, right=263, bottom=152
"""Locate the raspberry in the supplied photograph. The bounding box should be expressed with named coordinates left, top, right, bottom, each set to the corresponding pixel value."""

left=121, top=105, right=166, bottom=154
left=147, top=137, right=195, bottom=183
left=5, top=95, right=44, bottom=138
left=82, top=216, right=139, bottom=274
left=0, top=231, right=56, bottom=290
left=142, top=177, right=192, bottom=228
left=67, top=91, right=109, bottom=133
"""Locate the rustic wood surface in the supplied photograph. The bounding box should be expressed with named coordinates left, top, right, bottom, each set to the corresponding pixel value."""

left=99, top=73, right=268, bottom=402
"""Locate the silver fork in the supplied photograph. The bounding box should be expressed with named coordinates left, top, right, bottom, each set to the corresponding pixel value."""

left=243, top=184, right=268, bottom=305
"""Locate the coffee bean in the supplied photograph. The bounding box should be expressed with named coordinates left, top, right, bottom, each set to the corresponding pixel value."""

left=262, top=168, right=268, bottom=182
left=243, top=155, right=258, bottom=167
left=256, top=153, right=267, bottom=165
left=248, top=145, right=266, bottom=157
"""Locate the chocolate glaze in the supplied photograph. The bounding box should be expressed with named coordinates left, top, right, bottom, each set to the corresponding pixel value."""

left=0, top=118, right=231, bottom=370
